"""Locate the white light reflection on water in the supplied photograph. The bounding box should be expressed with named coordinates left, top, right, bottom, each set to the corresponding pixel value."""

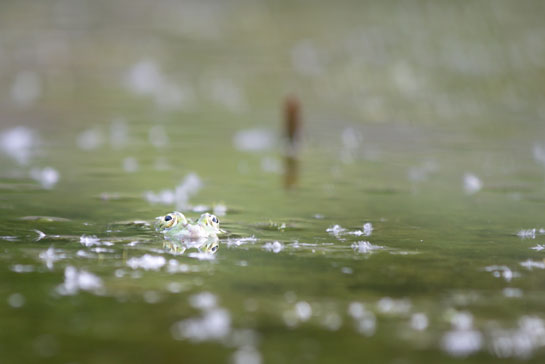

left=441, top=311, right=482, bottom=357
left=233, top=128, right=275, bottom=152
left=0, top=126, right=37, bottom=165
left=145, top=172, right=202, bottom=209
left=126, top=254, right=166, bottom=271
left=10, top=71, right=42, bottom=107
left=30, top=167, right=59, bottom=189
left=463, top=173, right=483, bottom=194
left=56, top=266, right=103, bottom=295
left=489, top=316, right=545, bottom=359
left=348, top=302, right=376, bottom=336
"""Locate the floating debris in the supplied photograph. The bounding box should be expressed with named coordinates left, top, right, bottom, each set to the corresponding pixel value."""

left=125, top=59, right=162, bottom=95
left=210, top=78, right=247, bottom=112
left=503, top=288, right=523, bottom=298
left=294, top=301, right=312, bottom=322
left=321, top=312, right=342, bottom=331
left=531, top=244, right=545, bottom=251
left=188, top=252, right=216, bottom=261
left=227, top=237, right=257, bottom=248
left=339, top=127, right=363, bottom=163
left=326, top=225, right=346, bottom=236
left=484, top=265, right=518, bottom=282
left=520, top=260, right=545, bottom=270
left=144, top=172, right=202, bottom=210
left=362, top=222, right=373, bottom=236
left=110, top=117, right=129, bottom=149
left=7, top=293, right=25, bottom=308
left=441, top=312, right=482, bottom=357
left=213, top=204, right=227, bottom=216
left=291, top=40, right=323, bottom=77
left=76, top=128, right=103, bottom=150
left=20, top=216, right=70, bottom=222
left=533, top=144, right=545, bottom=167
left=149, top=125, right=169, bottom=148
left=126, top=254, right=166, bottom=271
left=377, top=297, right=411, bottom=315
left=489, top=316, right=545, bottom=359
left=39, top=247, right=65, bottom=270
left=122, top=157, right=139, bottom=173
left=518, top=229, right=536, bottom=239
left=348, top=302, right=376, bottom=336
left=30, top=167, right=59, bottom=189
left=410, top=313, right=429, bottom=331
left=56, top=266, right=103, bottom=295
left=171, top=309, right=231, bottom=342
left=463, top=173, right=482, bottom=194
left=1, top=236, right=18, bottom=242
left=233, top=128, right=275, bottom=152
left=231, top=346, right=262, bottom=364
left=80, top=235, right=101, bottom=247
left=408, top=160, right=438, bottom=182
left=11, top=264, right=34, bottom=273
left=10, top=71, right=42, bottom=107
left=263, top=241, right=283, bottom=253
left=351, top=241, right=384, bottom=254
left=189, top=292, right=217, bottom=311
left=0, top=126, right=36, bottom=165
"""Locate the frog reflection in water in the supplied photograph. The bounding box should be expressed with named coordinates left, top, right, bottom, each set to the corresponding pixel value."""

left=155, top=211, right=224, bottom=254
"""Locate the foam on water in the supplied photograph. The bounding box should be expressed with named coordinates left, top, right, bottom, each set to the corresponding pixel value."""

left=39, top=247, right=65, bottom=270
left=56, top=266, right=103, bottom=295
left=484, top=265, right=518, bottom=282
left=520, top=260, right=545, bottom=270
left=263, top=241, right=283, bottom=253
left=410, top=313, right=429, bottom=331
left=463, top=173, right=483, bottom=194
left=232, top=346, right=262, bottom=364
left=326, top=224, right=346, bottom=236
left=441, top=312, right=482, bottom=357
left=145, top=172, right=202, bottom=209
left=76, top=128, right=103, bottom=150
left=123, top=157, right=139, bottom=173
left=127, top=255, right=166, bottom=271
left=227, top=237, right=257, bottom=248
left=294, top=301, right=312, bottom=321
left=233, top=128, right=275, bottom=152
left=171, top=308, right=231, bottom=342
left=348, top=302, right=376, bottom=336
left=8, top=293, right=25, bottom=308
left=10, top=71, right=42, bottom=107
left=30, top=167, right=59, bottom=189
left=351, top=241, right=384, bottom=254
left=189, top=292, right=217, bottom=310
left=110, top=117, right=129, bottom=149
left=80, top=235, right=101, bottom=247
left=489, top=316, right=545, bottom=359
left=0, top=126, right=36, bottom=165
left=149, top=125, right=169, bottom=148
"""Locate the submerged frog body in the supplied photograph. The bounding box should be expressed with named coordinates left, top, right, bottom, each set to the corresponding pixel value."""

left=156, top=211, right=223, bottom=239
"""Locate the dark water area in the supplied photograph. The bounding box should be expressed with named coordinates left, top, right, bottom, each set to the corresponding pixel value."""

left=1, top=1, right=545, bottom=363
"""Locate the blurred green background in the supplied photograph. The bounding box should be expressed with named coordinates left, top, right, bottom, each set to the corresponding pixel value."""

left=1, top=1, right=545, bottom=363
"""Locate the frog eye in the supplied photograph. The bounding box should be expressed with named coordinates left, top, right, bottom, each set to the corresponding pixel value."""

left=211, top=245, right=218, bottom=252
left=211, top=216, right=218, bottom=224
left=165, top=215, right=172, bottom=222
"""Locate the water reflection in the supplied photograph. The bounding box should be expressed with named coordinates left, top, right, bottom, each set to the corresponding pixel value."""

left=163, top=236, right=219, bottom=256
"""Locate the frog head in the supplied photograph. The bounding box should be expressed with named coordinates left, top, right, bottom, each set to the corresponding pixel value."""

left=197, top=213, right=224, bottom=234
left=155, top=211, right=188, bottom=232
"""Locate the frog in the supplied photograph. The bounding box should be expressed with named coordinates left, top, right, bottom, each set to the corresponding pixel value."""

left=156, top=211, right=223, bottom=239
